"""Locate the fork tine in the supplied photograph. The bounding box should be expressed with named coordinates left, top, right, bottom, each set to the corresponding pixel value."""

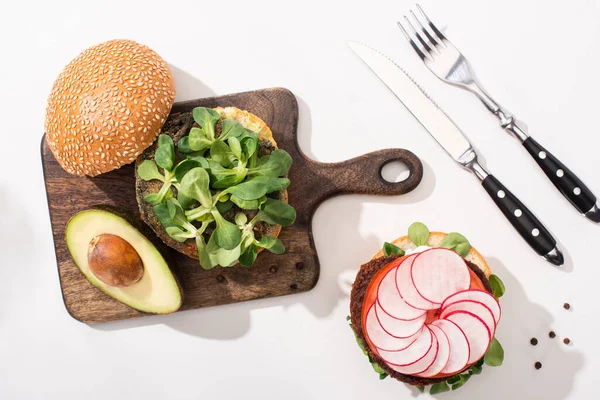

left=409, top=9, right=441, bottom=49
left=403, top=15, right=434, bottom=55
left=416, top=4, right=446, bottom=42
left=396, top=21, right=428, bottom=61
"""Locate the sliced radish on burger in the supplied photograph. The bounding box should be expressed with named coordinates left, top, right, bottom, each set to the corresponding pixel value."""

left=377, top=265, right=426, bottom=321
left=431, top=319, right=470, bottom=375
left=410, top=248, right=470, bottom=304
left=388, top=327, right=439, bottom=375
left=441, top=289, right=501, bottom=324
left=377, top=324, right=433, bottom=366
left=375, top=300, right=426, bottom=339
left=365, top=304, right=422, bottom=351
left=445, top=311, right=492, bottom=365
left=415, top=323, right=450, bottom=377
left=440, top=300, right=496, bottom=338
left=395, top=255, right=440, bottom=310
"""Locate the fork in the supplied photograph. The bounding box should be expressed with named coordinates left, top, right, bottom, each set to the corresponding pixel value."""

left=398, top=4, right=600, bottom=223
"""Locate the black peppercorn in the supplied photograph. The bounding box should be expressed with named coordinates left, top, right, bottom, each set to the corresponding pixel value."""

left=535, top=362, right=542, bottom=370
left=549, top=331, right=556, bottom=338
left=530, top=338, right=538, bottom=346
left=563, top=303, right=571, bottom=310
left=563, top=338, right=571, bottom=345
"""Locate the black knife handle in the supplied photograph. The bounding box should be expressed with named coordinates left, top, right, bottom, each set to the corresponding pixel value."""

left=523, top=136, right=599, bottom=221
left=482, top=174, right=563, bottom=264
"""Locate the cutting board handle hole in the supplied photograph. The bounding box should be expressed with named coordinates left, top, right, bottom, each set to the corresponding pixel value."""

left=381, top=161, right=410, bottom=183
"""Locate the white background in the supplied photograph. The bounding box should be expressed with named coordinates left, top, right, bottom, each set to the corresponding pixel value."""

left=1, top=0, right=599, bottom=399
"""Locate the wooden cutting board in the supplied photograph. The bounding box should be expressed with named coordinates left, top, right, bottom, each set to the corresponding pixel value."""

left=41, top=87, right=423, bottom=324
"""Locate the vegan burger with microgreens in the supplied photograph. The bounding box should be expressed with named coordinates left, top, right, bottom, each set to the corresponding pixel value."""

left=135, top=106, right=296, bottom=269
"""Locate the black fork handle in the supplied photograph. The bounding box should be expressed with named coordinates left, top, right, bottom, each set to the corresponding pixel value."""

left=522, top=136, right=600, bottom=222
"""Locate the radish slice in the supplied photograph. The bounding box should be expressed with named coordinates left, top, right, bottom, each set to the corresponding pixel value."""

left=388, top=327, right=439, bottom=375
left=410, top=248, right=470, bottom=304
left=432, top=319, right=470, bottom=375
left=377, top=324, right=432, bottom=366
left=415, top=324, right=450, bottom=377
left=396, top=255, right=439, bottom=310
left=441, top=289, right=501, bottom=324
left=441, top=300, right=495, bottom=339
left=445, top=311, right=491, bottom=364
left=375, top=300, right=426, bottom=339
left=377, top=266, right=426, bottom=320
left=365, top=304, right=422, bottom=351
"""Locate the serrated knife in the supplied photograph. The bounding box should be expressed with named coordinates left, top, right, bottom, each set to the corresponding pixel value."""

left=348, top=41, right=564, bottom=266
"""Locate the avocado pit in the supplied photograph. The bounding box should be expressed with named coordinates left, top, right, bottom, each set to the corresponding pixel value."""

left=88, top=234, right=144, bottom=287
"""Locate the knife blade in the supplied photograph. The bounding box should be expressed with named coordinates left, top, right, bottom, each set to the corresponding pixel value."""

left=348, top=41, right=564, bottom=266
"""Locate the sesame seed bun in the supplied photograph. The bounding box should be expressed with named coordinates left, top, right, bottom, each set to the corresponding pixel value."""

left=44, top=39, right=176, bottom=176
left=135, top=107, right=286, bottom=262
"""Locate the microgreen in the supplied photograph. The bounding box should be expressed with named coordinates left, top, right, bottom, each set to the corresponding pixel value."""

left=429, top=382, right=450, bottom=395
left=137, top=160, right=164, bottom=182
left=230, top=195, right=267, bottom=210
left=136, top=135, right=178, bottom=205
left=255, top=198, right=296, bottom=226
left=489, top=274, right=506, bottom=298
left=192, top=107, right=220, bottom=141
left=247, top=149, right=293, bottom=177
left=223, top=176, right=290, bottom=201
left=256, top=236, right=285, bottom=254
left=484, top=337, right=504, bottom=366
left=408, top=222, right=430, bottom=247
left=382, top=242, right=404, bottom=257
left=210, top=140, right=236, bottom=167
left=440, top=232, right=471, bottom=257
left=155, top=135, right=175, bottom=171
left=239, top=244, right=258, bottom=267
left=143, top=107, right=296, bottom=269
left=211, top=210, right=242, bottom=250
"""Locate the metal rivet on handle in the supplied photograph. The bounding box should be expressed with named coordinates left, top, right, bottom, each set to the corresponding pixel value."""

left=574, top=187, right=581, bottom=195
left=497, top=190, right=505, bottom=198
left=539, top=151, right=546, bottom=159
left=532, top=228, right=540, bottom=237
left=514, top=209, right=522, bottom=217
left=556, top=169, right=564, bottom=178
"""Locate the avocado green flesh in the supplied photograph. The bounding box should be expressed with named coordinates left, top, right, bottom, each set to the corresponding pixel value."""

left=66, top=209, right=182, bottom=314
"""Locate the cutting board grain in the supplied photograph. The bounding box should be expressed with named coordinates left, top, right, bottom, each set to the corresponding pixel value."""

left=41, top=87, right=423, bottom=324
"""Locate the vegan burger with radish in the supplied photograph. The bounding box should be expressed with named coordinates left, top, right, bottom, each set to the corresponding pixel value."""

left=348, top=222, right=505, bottom=394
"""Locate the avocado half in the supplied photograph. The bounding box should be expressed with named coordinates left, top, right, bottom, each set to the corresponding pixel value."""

left=65, top=208, right=183, bottom=314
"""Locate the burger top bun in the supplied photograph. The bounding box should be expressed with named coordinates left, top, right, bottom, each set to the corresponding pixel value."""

left=371, top=231, right=492, bottom=277
left=45, top=39, right=176, bottom=176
